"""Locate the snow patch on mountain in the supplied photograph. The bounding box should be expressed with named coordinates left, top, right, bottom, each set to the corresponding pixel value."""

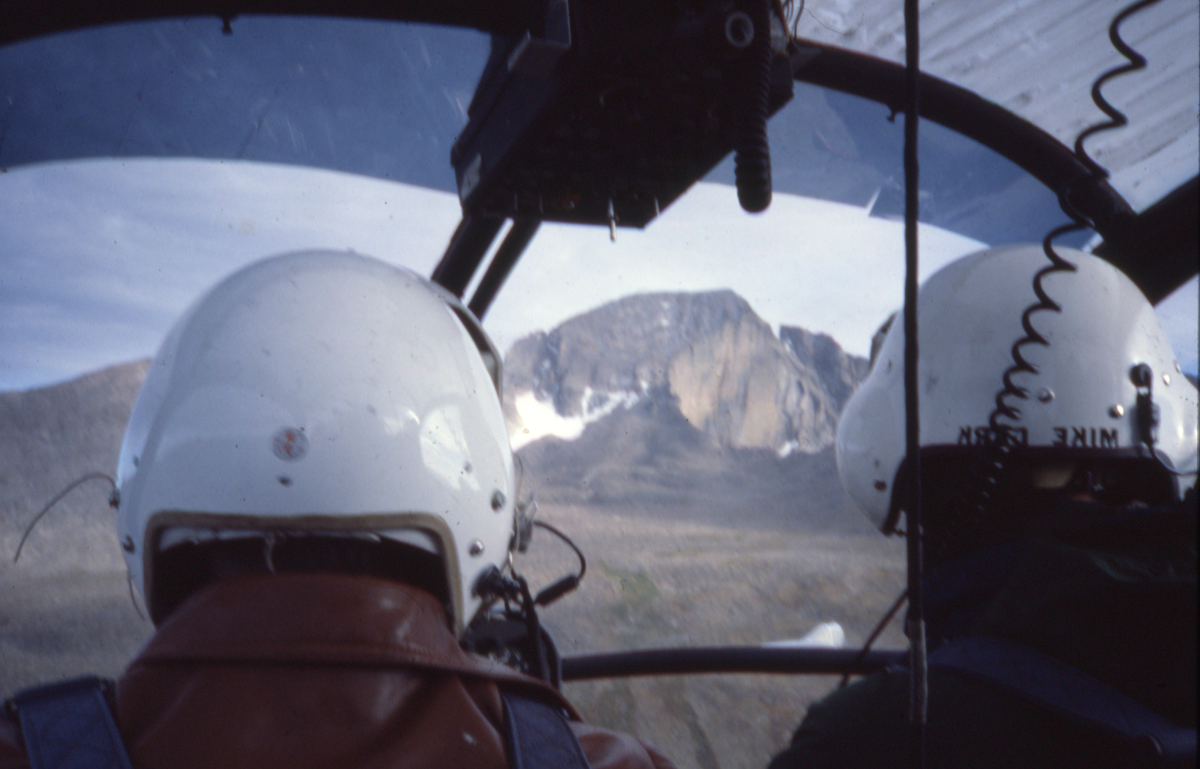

left=511, top=387, right=642, bottom=450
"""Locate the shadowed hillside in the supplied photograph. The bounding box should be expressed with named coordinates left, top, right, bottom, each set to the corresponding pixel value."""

left=1, top=360, right=155, bottom=691
left=0, top=360, right=149, bottom=572
left=517, top=402, right=877, bottom=536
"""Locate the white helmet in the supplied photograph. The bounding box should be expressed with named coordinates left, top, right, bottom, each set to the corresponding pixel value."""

left=116, top=250, right=515, bottom=634
left=837, top=244, right=1198, bottom=532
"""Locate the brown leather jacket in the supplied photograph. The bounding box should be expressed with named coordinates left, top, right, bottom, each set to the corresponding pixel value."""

left=0, top=573, right=674, bottom=769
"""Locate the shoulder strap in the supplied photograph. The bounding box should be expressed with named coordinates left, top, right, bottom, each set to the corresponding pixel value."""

left=14, top=675, right=589, bottom=769
left=11, top=676, right=134, bottom=769
left=501, top=692, right=592, bottom=769
left=929, top=636, right=1196, bottom=768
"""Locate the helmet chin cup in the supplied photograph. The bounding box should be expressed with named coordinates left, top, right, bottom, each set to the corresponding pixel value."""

left=116, top=251, right=517, bottom=634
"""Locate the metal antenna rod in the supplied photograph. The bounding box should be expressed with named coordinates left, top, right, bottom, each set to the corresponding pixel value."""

left=903, top=0, right=927, bottom=767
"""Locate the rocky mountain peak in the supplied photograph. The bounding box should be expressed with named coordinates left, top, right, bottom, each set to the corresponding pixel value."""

left=503, top=291, right=867, bottom=455
left=505, top=290, right=756, bottom=410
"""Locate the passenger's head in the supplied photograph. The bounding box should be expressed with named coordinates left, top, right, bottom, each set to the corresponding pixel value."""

left=836, top=244, right=1197, bottom=562
left=115, top=251, right=518, bottom=633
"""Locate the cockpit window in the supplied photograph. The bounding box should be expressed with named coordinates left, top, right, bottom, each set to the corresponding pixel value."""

left=1, top=16, right=1196, bottom=769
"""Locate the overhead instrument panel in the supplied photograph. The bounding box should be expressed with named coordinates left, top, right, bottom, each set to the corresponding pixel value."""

left=450, top=0, right=795, bottom=229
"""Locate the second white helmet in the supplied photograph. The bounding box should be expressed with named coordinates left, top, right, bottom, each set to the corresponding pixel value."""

left=837, top=244, right=1197, bottom=532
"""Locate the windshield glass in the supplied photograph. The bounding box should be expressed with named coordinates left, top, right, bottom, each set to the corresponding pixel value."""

left=1, top=17, right=1196, bottom=769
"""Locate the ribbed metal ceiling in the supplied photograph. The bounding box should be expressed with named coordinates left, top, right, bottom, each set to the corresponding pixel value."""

left=789, top=0, right=1198, bottom=212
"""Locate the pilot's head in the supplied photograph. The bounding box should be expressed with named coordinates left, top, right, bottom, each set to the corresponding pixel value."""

left=836, top=244, right=1197, bottom=564
left=115, top=251, right=518, bottom=635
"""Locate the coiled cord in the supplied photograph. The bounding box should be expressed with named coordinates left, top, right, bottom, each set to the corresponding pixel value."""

left=932, top=0, right=1162, bottom=564
left=1073, top=0, right=1160, bottom=180
left=992, top=0, right=1160, bottom=439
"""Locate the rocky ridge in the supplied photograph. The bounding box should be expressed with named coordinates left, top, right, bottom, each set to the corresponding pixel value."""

left=778, top=326, right=871, bottom=413
left=503, top=290, right=867, bottom=456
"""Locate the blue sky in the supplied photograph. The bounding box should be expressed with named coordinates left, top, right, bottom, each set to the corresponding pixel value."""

left=1, top=158, right=1196, bottom=393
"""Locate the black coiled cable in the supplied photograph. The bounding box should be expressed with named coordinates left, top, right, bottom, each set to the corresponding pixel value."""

left=936, top=0, right=1163, bottom=563
left=992, top=0, right=1160, bottom=437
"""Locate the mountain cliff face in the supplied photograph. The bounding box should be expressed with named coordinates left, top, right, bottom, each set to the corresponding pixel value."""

left=503, top=291, right=867, bottom=456
left=778, top=326, right=871, bottom=413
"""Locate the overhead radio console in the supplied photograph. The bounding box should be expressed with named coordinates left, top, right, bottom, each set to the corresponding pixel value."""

left=450, top=0, right=795, bottom=230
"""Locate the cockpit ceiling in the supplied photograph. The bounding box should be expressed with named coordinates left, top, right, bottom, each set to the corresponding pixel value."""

left=789, top=0, right=1198, bottom=214
left=6, top=1, right=1196, bottom=213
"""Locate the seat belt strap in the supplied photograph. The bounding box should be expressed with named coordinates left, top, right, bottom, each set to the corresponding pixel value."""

left=502, top=692, right=592, bottom=769
left=11, top=676, right=134, bottom=769
left=930, top=636, right=1196, bottom=767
